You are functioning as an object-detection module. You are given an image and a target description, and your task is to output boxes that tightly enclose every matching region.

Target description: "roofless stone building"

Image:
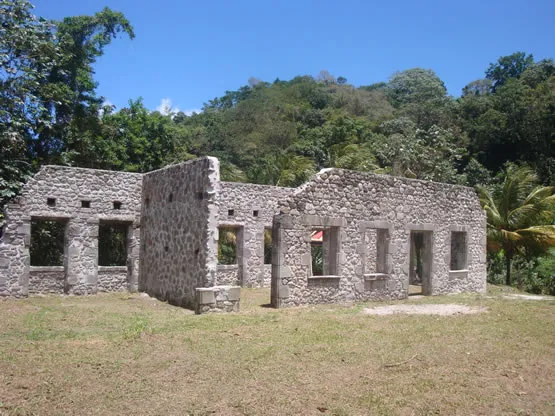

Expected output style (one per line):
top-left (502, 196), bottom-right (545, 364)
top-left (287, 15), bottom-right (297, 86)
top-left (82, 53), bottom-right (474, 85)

top-left (0, 157), bottom-right (487, 313)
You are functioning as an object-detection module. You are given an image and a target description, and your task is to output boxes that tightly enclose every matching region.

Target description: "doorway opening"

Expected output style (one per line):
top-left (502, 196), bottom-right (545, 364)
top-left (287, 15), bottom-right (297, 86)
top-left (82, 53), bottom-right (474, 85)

top-left (409, 231), bottom-right (433, 295)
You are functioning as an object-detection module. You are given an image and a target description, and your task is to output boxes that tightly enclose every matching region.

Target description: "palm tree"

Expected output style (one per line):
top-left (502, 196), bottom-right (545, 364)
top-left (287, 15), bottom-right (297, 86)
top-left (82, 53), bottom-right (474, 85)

top-left (249, 151), bottom-right (316, 187)
top-left (477, 165), bottom-right (555, 286)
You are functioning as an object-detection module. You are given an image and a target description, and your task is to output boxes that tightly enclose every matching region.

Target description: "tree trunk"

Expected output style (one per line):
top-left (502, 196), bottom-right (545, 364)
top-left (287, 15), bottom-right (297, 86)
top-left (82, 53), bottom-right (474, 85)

top-left (505, 255), bottom-right (512, 286)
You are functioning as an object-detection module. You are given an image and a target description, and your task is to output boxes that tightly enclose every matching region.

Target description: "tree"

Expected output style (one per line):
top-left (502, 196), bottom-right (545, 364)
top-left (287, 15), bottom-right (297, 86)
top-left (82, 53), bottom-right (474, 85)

top-left (388, 68), bottom-right (448, 105)
top-left (248, 76), bottom-right (263, 87)
top-left (477, 165), bottom-right (555, 286)
top-left (387, 68), bottom-right (451, 128)
top-left (248, 152), bottom-right (316, 187)
top-left (462, 73), bottom-right (555, 183)
top-left (462, 79), bottom-right (492, 96)
top-left (0, 0), bottom-right (57, 213)
top-left (374, 118), bottom-right (467, 184)
top-left (519, 59), bottom-right (555, 88)
top-left (316, 70), bottom-right (336, 84)
top-left (337, 76), bottom-right (347, 85)
top-left (30, 7), bottom-right (135, 166)
top-left (486, 51), bottom-right (534, 91)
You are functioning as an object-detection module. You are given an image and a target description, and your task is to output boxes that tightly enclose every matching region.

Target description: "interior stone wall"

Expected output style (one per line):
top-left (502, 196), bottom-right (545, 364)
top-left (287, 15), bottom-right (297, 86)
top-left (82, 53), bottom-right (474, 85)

top-left (28, 267), bottom-right (65, 294)
top-left (0, 166), bottom-right (142, 297)
top-left (139, 157), bottom-right (220, 309)
top-left (271, 169), bottom-right (487, 307)
top-left (216, 182), bottom-right (292, 287)
top-left (98, 266), bottom-right (128, 292)
top-left (216, 264), bottom-right (241, 285)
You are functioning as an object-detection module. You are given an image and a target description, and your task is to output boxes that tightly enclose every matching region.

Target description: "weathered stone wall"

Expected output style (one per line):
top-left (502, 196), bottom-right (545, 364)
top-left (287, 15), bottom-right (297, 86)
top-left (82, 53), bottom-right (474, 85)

top-left (28, 267), bottom-right (65, 294)
top-left (216, 182), bottom-right (292, 287)
top-left (98, 266), bottom-right (128, 292)
top-left (216, 265), bottom-right (240, 285)
top-left (139, 157), bottom-right (220, 309)
top-left (0, 166), bottom-right (142, 297)
top-left (2, 159), bottom-right (487, 314)
top-left (263, 264), bottom-right (272, 287)
top-left (271, 169), bottom-right (487, 307)
top-left (196, 286), bottom-right (240, 313)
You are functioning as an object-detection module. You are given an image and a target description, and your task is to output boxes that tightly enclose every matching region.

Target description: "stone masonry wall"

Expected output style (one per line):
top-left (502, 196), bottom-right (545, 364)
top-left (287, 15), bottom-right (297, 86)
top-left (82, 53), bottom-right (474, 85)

top-left (98, 266), bottom-right (128, 292)
top-left (28, 267), bottom-right (65, 295)
top-left (139, 157), bottom-right (220, 309)
top-left (216, 182), bottom-right (292, 287)
top-left (0, 166), bottom-right (142, 297)
top-left (216, 265), bottom-right (241, 285)
top-left (271, 169), bottom-right (487, 307)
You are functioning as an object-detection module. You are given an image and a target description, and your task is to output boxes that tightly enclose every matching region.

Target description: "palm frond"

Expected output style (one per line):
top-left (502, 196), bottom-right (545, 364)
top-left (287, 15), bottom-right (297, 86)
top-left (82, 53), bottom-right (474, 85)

top-left (501, 229), bottom-right (524, 242)
top-left (516, 225), bottom-right (555, 246)
top-left (523, 186), bottom-right (555, 205)
top-left (477, 185), bottom-right (503, 226)
top-left (498, 166), bottom-right (537, 220)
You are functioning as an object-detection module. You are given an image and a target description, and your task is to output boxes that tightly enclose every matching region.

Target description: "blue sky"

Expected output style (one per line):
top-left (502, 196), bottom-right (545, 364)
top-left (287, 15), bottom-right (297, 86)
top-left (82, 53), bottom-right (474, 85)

top-left (36, 0), bottom-right (555, 114)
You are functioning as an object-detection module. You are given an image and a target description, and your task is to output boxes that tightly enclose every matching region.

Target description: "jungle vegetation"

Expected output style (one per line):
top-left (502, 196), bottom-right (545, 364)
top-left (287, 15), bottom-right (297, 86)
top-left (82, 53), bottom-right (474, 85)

top-left (1, 1), bottom-right (554, 293)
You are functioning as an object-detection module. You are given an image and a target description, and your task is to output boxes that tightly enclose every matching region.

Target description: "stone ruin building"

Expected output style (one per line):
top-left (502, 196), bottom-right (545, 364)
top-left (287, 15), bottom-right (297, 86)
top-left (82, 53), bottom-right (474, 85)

top-left (0, 157), bottom-right (487, 313)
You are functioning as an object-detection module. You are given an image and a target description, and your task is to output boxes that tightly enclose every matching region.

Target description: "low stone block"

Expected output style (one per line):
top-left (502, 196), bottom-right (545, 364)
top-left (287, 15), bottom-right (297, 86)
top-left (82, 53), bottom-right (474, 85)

top-left (227, 286), bottom-right (241, 301)
top-left (196, 288), bottom-right (215, 304)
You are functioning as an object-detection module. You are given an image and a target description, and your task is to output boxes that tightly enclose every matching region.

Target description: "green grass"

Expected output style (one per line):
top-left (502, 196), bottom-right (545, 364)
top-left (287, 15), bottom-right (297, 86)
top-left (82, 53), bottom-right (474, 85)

top-left (0, 286), bottom-right (554, 415)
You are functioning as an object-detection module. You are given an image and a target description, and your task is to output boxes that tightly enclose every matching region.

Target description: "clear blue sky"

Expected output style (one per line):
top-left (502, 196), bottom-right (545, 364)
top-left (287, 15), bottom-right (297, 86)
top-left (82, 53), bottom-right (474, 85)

top-left (36, 0), bottom-right (555, 113)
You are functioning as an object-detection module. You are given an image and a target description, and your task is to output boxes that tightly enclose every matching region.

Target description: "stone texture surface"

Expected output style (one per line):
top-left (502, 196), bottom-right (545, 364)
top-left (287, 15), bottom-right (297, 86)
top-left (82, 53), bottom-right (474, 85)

top-left (196, 285), bottom-right (241, 313)
top-left (28, 267), bottom-right (65, 294)
top-left (0, 166), bottom-right (142, 297)
top-left (139, 157), bottom-right (220, 309)
top-left (98, 266), bottom-right (128, 292)
top-left (216, 182), bottom-right (291, 287)
top-left (263, 264), bottom-right (272, 287)
top-left (216, 265), bottom-right (241, 285)
top-left (271, 169), bottom-right (487, 308)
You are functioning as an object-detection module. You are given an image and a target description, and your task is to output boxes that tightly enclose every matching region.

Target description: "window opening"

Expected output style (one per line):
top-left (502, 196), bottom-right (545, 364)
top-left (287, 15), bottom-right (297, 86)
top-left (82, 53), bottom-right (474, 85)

top-left (310, 227), bottom-right (340, 276)
top-left (264, 228), bottom-right (272, 264)
top-left (98, 222), bottom-right (128, 266)
top-left (30, 219), bottom-right (66, 266)
top-left (450, 232), bottom-right (467, 270)
top-left (218, 226), bottom-right (237, 264)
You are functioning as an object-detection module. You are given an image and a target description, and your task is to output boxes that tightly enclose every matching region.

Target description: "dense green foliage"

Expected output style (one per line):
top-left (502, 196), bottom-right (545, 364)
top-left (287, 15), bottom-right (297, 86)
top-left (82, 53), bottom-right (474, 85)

top-left (30, 219), bottom-right (65, 266)
top-left (1, 1), bottom-right (553, 292)
top-left (478, 165), bottom-right (555, 288)
top-left (98, 223), bottom-right (127, 266)
top-left (218, 227), bottom-right (237, 265)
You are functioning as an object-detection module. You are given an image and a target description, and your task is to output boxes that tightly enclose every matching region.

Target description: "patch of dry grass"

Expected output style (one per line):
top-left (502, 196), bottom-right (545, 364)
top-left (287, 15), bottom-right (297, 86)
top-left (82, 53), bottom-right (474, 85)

top-left (0, 288), bottom-right (554, 415)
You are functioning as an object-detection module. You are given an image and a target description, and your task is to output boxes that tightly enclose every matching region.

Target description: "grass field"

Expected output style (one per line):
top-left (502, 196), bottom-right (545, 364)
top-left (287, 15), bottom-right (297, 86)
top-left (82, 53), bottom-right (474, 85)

top-left (1, 287), bottom-right (554, 415)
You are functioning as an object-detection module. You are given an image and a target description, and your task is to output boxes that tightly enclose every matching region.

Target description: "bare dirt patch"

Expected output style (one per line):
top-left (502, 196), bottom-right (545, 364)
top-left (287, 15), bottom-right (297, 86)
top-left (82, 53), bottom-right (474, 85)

top-left (363, 303), bottom-right (488, 316)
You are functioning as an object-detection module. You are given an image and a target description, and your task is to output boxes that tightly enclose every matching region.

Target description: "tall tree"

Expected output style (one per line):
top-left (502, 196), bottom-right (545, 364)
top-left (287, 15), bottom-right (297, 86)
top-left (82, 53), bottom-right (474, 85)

top-left (486, 51), bottom-right (534, 91)
top-left (477, 165), bottom-right (555, 285)
top-left (387, 68), bottom-right (451, 128)
top-left (30, 7), bottom-right (135, 166)
top-left (0, 0), bottom-right (57, 213)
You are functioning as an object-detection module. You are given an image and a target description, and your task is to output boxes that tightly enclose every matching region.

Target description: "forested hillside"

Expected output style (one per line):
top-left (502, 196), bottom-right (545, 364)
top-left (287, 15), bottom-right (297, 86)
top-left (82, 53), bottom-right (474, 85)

top-left (1, 1), bottom-right (554, 292)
